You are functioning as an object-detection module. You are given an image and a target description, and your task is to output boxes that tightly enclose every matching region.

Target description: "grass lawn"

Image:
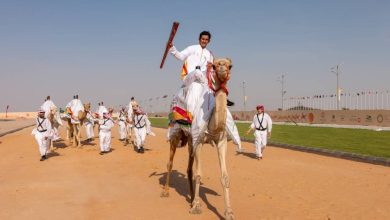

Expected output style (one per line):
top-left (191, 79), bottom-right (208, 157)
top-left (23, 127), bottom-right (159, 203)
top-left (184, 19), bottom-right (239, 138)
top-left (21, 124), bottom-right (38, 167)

top-left (149, 117), bottom-right (390, 159)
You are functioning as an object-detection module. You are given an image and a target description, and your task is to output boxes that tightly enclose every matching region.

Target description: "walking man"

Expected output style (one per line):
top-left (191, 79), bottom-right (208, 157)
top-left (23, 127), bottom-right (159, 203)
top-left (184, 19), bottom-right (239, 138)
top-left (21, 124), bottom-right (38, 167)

top-left (32, 109), bottom-right (52, 161)
top-left (246, 105), bottom-right (272, 160)
top-left (117, 106), bottom-right (127, 141)
top-left (99, 111), bottom-right (114, 155)
top-left (133, 107), bottom-right (150, 153)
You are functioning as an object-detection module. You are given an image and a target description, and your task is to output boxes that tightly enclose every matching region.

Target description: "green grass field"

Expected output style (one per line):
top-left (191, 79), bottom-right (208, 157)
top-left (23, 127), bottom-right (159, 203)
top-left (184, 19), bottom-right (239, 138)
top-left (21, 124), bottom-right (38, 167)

top-left (149, 117), bottom-right (390, 159)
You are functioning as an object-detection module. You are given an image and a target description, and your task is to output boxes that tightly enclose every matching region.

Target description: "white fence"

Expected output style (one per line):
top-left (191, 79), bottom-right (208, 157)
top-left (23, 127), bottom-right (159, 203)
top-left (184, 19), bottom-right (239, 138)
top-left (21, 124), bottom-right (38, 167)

top-left (284, 90), bottom-right (390, 110)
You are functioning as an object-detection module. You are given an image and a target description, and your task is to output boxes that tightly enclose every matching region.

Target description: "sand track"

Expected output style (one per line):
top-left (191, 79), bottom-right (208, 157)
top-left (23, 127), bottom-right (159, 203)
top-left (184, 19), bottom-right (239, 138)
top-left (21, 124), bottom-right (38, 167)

top-left (0, 124), bottom-right (389, 220)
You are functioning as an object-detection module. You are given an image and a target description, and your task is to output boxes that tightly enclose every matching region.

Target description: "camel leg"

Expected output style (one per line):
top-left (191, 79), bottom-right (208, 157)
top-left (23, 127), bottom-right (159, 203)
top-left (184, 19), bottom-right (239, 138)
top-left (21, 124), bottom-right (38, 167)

top-left (189, 145), bottom-right (202, 214)
top-left (68, 125), bottom-right (73, 146)
top-left (73, 128), bottom-right (77, 147)
top-left (125, 126), bottom-right (132, 146)
top-left (72, 124), bottom-right (78, 147)
top-left (216, 132), bottom-right (234, 220)
top-left (49, 139), bottom-right (54, 152)
top-left (76, 124), bottom-right (81, 147)
top-left (161, 136), bottom-right (178, 197)
top-left (187, 137), bottom-right (195, 202)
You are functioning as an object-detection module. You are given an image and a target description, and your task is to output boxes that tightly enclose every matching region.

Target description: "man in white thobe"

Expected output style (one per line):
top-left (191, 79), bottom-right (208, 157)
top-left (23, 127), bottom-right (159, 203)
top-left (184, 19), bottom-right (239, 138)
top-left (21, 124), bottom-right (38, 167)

top-left (117, 106), bottom-right (127, 141)
top-left (133, 108), bottom-right (150, 153)
top-left (32, 109), bottom-right (53, 161)
top-left (84, 110), bottom-right (95, 142)
top-left (126, 106), bottom-right (134, 141)
top-left (99, 111), bottom-right (114, 154)
top-left (168, 31), bottom-right (242, 151)
top-left (246, 105), bottom-right (272, 160)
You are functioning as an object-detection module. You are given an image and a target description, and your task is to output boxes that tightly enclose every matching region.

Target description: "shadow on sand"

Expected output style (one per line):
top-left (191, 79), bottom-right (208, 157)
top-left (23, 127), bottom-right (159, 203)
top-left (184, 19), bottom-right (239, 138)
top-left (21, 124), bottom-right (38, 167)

top-left (236, 151), bottom-right (258, 160)
top-left (150, 170), bottom-right (224, 220)
top-left (47, 151), bottom-right (60, 159)
top-left (80, 140), bottom-right (97, 146)
top-left (52, 140), bottom-right (67, 149)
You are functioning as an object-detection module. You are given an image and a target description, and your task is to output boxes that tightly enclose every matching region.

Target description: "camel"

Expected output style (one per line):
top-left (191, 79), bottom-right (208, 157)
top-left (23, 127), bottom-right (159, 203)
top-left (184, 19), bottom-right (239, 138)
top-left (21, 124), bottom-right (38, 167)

top-left (48, 106), bottom-right (63, 150)
top-left (161, 58), bottom-right (235, 220)
top-left (125, 111), bottom-right (134, 146)
top-left (66, 103), bottom-right (91, 147)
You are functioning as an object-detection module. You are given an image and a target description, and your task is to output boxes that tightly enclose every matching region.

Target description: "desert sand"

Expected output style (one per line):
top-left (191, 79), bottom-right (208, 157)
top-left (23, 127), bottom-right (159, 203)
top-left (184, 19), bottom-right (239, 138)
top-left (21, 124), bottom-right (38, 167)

top-left (0, 121), bottom-right (389, 220)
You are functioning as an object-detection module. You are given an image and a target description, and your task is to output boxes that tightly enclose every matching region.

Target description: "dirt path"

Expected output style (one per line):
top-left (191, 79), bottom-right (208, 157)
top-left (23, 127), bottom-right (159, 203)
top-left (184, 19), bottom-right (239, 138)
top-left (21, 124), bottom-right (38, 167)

top-left (0, 125), bottom-right (389, 220)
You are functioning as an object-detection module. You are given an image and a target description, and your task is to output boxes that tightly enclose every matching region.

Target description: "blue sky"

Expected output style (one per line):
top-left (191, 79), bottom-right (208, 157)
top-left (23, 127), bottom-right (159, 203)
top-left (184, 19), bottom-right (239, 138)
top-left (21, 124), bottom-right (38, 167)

top-left (1, 0), bottom-right (389, 112)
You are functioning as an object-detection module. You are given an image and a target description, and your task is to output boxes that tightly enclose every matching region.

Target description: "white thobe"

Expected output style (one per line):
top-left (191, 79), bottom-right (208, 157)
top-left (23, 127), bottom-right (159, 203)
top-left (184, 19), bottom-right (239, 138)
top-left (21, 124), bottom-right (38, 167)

top-left (118, 111), bottom-right (127, 140)
top-left (33, 117), bottom-right (52, 156)
top-left (133, 114), bottom-right (148, 149)
top-left (170, 44), bottom-right (213, 74)
top-left (66, 99), bottom-right (84, 123)
top-left (169, 44), bottom-right (242, 151)
top-left (250, 113), bottom-right (272, 157)
top-left (99, 118), bottom-right (114, 152)
top-left (98, 106), bottom-right (108, 119)
top-left (85, 112), bottom-right (95, 139)
top-left (41, 100), bottom-right (56, 119)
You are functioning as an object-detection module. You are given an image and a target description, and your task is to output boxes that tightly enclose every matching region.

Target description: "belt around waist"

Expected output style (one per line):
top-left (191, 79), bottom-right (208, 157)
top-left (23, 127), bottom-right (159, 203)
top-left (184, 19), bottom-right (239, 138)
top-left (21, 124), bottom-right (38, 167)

top-left (135, 125), bottom-right (145, 129)
top-left (256, 128), bottom-right (267, 131)
top-left (195, 66), bottom-right (200, 70)
top-left (38, 129), bottom-right (47, 133)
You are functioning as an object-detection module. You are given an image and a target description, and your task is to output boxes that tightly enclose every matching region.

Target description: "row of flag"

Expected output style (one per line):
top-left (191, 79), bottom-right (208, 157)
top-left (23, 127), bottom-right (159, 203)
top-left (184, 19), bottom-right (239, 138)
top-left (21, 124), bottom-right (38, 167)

top-left (286, 90), bottom-right (390, 100)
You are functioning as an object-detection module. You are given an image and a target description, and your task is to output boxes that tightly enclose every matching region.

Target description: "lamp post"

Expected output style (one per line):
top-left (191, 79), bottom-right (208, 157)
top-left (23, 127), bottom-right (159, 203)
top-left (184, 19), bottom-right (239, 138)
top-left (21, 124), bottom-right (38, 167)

top-left (331, 64), bottom-right (341, 110)
top-left (277, 74), bottom-right (286, 110)
top-left (242, 81), bottom-right (247, 111)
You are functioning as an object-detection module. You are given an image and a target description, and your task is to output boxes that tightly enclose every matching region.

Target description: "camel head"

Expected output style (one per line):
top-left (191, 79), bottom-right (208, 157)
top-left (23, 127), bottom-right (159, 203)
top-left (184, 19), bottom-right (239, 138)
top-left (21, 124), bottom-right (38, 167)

top-left (76, 102), bottom-right (90, 121)
top-left (84, 103), bottom-right (91, 112)
top-left (212, 58), bottom-right (232, 93)
top-left (50, 106), bottom-right (57, 114)
top-left (209, 58), bottom-right (232, 133)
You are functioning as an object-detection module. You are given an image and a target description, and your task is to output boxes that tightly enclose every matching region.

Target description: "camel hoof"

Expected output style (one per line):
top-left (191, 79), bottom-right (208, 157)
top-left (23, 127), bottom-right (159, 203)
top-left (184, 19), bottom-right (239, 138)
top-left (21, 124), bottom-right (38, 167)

top-left (160, 190), bottom-right (169, 198)
top-left (189, 202), bottom-right (202, 214)
top-left (225, 209), bottom-right (235, 220)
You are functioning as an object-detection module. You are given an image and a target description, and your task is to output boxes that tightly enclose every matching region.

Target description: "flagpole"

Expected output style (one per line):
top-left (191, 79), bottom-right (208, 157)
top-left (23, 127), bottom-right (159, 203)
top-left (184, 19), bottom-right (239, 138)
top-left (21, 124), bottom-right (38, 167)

top-left (356, 93), bottom-right (359, 110)
top-left (5, 105), bottom-right (9, 118)
top-left (376, 92), bottom-right (379, 110)
top-left (381, 91), bottom-right (384, 110)
top-left (242, 81), bottom-right (247, 111)
top-left (277, 74), bottom-right (286, 111)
